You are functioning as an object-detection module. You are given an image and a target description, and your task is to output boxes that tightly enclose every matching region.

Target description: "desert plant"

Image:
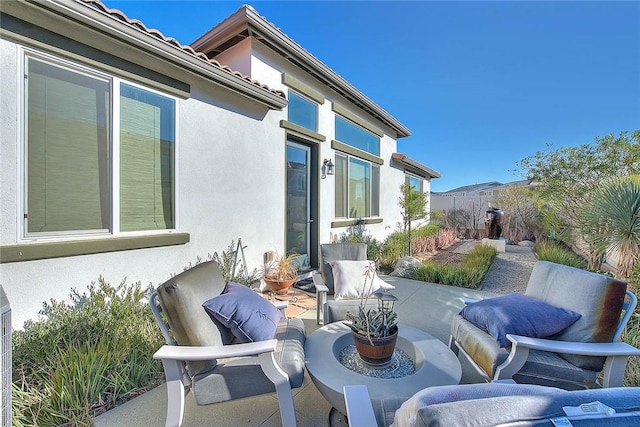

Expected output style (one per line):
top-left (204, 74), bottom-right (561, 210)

top-left (261, 252), bottom-right (299, 281)
top-left (12, 278), bottom-right (164, 425)
top-left (344, 261), bottom-right (398, 340)
top-left (578, 175), bottom-right (640, 279)
top-left (210, 239), bottom-right (260, 286)
top-left (534, 240), bottom-right (588, 269)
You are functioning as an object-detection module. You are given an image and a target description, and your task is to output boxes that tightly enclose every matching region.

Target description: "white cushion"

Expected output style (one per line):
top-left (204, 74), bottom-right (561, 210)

top-left (330, 260), bottom-right (395, 300)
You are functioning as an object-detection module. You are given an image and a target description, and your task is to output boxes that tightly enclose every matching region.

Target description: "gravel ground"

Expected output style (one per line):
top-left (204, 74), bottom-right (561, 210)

top-left (451, 240), bottom-right (538, 294)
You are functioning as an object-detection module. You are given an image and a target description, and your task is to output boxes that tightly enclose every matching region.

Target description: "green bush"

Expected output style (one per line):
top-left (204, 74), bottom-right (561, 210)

top-left (624, 263), bottom-right (640, 386)
top-left (379, 231), bottom-right (408, 271)
top-left (413, 223), bottom-right (441, 238)
top-left (413, 245), bottom-right (497, 289)
top-left (534, 240), bottom-right (588, 269)
top-left (12, 278), bottom-right (164, 426)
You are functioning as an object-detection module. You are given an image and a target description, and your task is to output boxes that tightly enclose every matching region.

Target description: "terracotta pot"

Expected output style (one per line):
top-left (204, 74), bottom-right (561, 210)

top-left (352, 327), bottom-right (398, 365)
top-left (264, 277), bottom-right (297, 292)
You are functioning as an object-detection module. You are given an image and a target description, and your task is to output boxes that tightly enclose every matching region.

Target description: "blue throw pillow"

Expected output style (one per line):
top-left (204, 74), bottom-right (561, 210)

top-left (203, 282), bottom-right (282, 343)
top-left (460, 293), bottom-right (581, 348)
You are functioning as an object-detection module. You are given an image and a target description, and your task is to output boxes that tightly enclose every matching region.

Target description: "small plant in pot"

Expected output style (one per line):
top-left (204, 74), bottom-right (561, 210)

top-left (261, 252), bottom-right (299, 292)
top-left (344, 261), bottom-right (399, 365)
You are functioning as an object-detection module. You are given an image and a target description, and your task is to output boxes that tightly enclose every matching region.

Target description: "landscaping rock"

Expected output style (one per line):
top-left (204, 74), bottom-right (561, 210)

top-left (518, 240), bottom-right (535, 247)
top-left (389, 256), bottom-right (422, 278)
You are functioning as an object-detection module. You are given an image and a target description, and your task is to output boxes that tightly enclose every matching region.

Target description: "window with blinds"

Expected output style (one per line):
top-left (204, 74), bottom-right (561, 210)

top-left (25, 55), bottom-right (175, 237)
top-left (334, 154), bottom-right (380, 219)
top-left (120, 84), bottom-right (174, 231)
top-left (26, 59), bottom-right (111, 234)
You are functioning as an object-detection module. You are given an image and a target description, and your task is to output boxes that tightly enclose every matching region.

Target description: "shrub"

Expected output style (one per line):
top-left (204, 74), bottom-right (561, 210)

top-left (624, 264), bottom-right (640, 386)
top-left (339, 222), bottom-right (383, 261)
top-left (12, 278), bottom-right (164, 426)
top-left (534, 240), bottom-right (588, 269)
top-left (413, 245), bottom-right (497, 289)
top-left (378, 231), bottom-right (408, 270)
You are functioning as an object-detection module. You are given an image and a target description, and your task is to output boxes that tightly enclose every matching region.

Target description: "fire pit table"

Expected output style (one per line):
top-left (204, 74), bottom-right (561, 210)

top-left (305, 322), bottom-right (461, 424)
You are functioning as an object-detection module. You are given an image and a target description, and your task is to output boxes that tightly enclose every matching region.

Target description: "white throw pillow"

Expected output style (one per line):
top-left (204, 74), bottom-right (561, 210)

top-left (330, 260), bottom-right (395, 300)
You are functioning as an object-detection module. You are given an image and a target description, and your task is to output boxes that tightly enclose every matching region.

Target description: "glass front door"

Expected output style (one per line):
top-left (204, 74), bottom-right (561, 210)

top-left (286, 141), bottom-right (311, 265)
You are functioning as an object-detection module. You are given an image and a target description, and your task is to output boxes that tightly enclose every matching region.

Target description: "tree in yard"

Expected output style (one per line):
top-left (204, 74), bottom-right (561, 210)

top-left (491, 185), bottom-right (545, 242)
top-left (578, 175), bottom-right (640, 279)
top-left (399, 183), bottom-right (427, 256)
top-left (516, 130), bottom-right (640, 264)
top-left (517, 131), bottom-right (640, 232)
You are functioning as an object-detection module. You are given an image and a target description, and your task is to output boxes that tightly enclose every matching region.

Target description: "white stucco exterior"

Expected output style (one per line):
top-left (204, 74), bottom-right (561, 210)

top-left (0, 1), bottom-right (436, 328)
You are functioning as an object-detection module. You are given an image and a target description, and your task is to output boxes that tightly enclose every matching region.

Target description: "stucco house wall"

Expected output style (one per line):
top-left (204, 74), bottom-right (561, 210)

top-left (0, 1), bottom-right (437, 328)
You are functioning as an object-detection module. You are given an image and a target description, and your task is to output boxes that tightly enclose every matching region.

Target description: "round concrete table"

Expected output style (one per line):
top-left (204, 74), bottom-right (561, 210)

top-left (305, 322), bottom-right (462, 419)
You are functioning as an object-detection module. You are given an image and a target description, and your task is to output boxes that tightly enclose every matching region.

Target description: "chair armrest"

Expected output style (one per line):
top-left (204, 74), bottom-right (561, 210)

top-left (343, 385), bottom-right (377, 427)
top-left (506, 334), bottom-right (640, 357)
top-left (313, 272), bottom-right (329, 325)
top-left (494, 334), bottom-right (640, 386)
top-left (313, 273), bottom-right (329, 294)
top-left (153, 339), bottom-right (278, 361)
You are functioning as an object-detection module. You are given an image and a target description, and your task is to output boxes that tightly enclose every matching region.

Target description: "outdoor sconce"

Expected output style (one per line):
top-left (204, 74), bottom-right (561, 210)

top-left (321, 158), bottom-right (335, 179)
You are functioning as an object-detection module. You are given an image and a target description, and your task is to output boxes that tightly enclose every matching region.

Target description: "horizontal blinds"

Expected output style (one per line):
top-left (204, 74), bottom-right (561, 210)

top-left (27, 59), bottom-right (110, 233)
top-left (120, 85), bottom-right (174, 231)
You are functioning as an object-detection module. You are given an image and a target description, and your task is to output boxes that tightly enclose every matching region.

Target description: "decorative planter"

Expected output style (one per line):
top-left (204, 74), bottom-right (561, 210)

top-left (264, 277), bottom-right (297, 292)
top-left (352, 327), bottom-right (398, 365)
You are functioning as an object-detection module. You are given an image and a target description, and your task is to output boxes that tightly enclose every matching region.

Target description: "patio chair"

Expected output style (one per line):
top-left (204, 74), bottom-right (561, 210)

top-left (449, 260), bottom-right (640, 390)
top-left (150, 260), bottom-right (306, 427)
top-left (313, 242), bottom-right (367, 324)
top-left (343, 383), bottom-right (640, 427)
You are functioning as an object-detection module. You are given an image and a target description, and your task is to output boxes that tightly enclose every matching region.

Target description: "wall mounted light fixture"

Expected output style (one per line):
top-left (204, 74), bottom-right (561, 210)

top-left (321, 158), bottom-right (335, 179)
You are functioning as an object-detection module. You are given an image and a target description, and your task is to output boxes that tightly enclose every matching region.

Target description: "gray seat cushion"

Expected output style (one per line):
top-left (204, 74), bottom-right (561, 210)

top-left (320, 243), bottom-right (367, 294)
top-left (192, 316), bottom-right (306, 405)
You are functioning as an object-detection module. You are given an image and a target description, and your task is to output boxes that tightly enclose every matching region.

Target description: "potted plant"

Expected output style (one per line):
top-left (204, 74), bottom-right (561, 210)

top-left (344, 261), bottom-right (399, 365)
top-left (261, 252), bottom-right (299, 292)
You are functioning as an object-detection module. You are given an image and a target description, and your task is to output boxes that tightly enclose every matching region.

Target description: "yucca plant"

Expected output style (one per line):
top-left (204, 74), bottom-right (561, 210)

top-left (579, 175), bottom-right (640, 279)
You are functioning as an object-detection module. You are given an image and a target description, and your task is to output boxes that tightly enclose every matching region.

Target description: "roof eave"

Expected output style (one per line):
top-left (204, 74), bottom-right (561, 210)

top-left (7, 0), bottom-right (286, 110)
top-left (392, 153), bottom-right (441, 179)
top-left (192, 6), bottom-right (411, 138)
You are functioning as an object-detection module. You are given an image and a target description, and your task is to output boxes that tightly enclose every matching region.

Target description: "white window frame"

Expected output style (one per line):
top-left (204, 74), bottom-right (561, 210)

top-left (20, 48), bottom-right (179, 242)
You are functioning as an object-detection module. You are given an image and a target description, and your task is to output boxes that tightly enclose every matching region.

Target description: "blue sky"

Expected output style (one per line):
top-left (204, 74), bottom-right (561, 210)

top-left (107, 0), bottom-right (640, 192)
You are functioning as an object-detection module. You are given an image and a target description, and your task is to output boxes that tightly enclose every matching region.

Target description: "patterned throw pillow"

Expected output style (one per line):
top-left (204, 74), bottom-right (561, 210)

top-left (203, 282), bottom-right (282, 343)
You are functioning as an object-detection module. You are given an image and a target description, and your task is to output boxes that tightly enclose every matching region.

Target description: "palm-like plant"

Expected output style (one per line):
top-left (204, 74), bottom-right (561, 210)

top-left (579, 175), bottom-right (640, 279)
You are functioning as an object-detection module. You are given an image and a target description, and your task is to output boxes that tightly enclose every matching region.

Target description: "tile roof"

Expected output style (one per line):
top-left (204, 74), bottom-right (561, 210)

top-left (78, 0), bottom-right (285, 99)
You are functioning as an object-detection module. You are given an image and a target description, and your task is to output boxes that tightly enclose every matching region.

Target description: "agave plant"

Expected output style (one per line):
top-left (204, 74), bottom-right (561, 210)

top-left (578, 175), bottom-right (640, 279)
top-left (344, 261), bottom-right (398, 342)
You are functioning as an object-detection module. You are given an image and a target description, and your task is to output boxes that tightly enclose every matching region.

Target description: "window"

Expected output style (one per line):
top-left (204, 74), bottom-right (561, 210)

top-left (24, 54), bottom-right (175, 238)
top-left (335, 154), bottom-right (379, 218)
top-left (406, 175), bottom-right (423, 193)
top-left (335, 116), bottom-right (379, 156)
top-left (288, 91), bottom-right (317, 131)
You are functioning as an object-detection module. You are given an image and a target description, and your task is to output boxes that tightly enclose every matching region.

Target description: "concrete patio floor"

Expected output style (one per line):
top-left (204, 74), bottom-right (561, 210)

top-left (94, 275), bottom-right (501, 427)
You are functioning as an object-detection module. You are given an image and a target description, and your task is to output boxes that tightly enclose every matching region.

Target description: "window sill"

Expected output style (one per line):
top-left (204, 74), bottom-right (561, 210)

top-left (0, 233), bottom-right (190, 263)
top-left (280, 120), bottom-right (326, 142)
top-left (331, 218), bottom-right (383, 228)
